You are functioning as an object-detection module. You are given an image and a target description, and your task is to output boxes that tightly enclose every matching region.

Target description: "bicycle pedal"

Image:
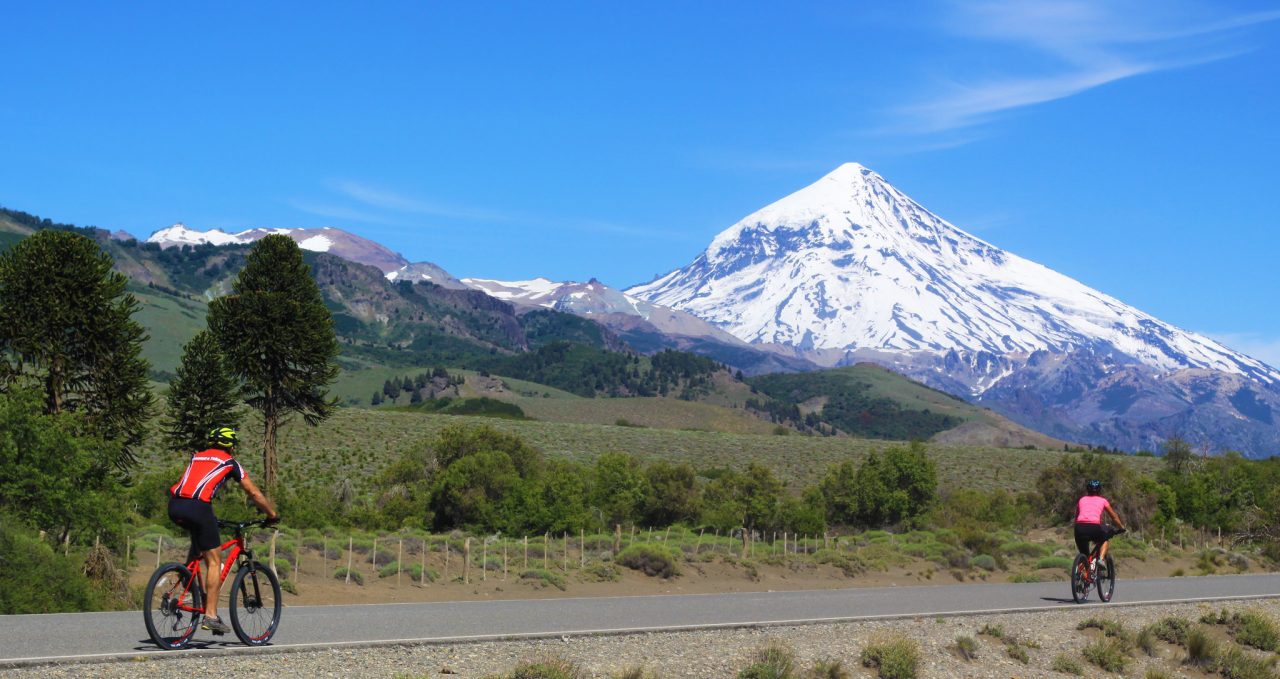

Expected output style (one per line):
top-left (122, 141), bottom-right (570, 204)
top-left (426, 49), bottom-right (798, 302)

top-left (212, 629), bottom-right (226, 636)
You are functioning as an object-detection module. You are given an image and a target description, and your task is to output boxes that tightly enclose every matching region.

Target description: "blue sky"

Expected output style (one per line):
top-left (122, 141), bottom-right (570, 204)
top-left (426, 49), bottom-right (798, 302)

top-left (3, 2), bottom-right (1278, 365)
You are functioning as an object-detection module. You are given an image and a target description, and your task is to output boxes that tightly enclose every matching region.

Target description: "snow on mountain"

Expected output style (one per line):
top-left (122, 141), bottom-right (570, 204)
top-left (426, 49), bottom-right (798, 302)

top-left (462, 277), bottom-right (749, 345)
top-left (388, 262), bottom-right (469, 289)
top-left (146, 224), bottom-right (409, 273)
top-left (627, 163), bottom-right (1280, 390)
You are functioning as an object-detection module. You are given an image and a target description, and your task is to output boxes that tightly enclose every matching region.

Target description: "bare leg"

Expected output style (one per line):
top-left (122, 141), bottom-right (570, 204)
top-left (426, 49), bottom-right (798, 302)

top-left (203, 549), bottom-right (224, 619)
top-left (1099, 540), bottom-right (1109, 562)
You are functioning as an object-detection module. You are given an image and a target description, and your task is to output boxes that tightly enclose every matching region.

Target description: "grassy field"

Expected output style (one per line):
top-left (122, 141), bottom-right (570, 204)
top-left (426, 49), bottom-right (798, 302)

top-left (134, 407), bottom-right (1163, 498)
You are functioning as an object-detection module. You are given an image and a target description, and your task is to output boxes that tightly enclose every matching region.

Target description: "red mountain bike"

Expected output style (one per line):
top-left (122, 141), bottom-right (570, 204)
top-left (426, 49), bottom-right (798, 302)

top-left (1071, 527), bottom-right (1124, 604)
top-left (143, 518), bottom-right (282, 649)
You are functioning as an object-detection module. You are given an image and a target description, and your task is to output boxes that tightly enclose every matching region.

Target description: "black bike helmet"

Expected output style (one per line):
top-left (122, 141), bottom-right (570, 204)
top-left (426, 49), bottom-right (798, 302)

top-left (1085, 479), bottom-right (1102, 495)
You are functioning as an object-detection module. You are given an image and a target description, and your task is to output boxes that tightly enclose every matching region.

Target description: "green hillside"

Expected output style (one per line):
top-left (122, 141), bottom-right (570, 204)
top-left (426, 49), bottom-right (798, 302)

top-left (749, 363), bottom-right (1066, 448)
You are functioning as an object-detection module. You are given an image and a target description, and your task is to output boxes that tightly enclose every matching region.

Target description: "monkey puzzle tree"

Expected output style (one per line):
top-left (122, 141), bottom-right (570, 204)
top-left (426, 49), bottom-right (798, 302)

top-left (0, 229), bottom-right (153, 470)
top-left (207, 235), bottom-right (339, 492)
top-left (162, 330), bottom-right (241, 453)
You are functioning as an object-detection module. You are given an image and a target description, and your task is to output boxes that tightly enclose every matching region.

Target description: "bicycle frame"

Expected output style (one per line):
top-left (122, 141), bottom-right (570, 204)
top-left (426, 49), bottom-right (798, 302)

top-left (173, 528), bottom-right (254, 615)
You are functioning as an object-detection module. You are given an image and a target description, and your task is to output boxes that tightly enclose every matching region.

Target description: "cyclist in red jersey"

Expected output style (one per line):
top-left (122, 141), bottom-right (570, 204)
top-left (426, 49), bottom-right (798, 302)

top-left (168, 427), bottom-right (278, 634)
top-left (1074, 479), bottom-right (1125, 573)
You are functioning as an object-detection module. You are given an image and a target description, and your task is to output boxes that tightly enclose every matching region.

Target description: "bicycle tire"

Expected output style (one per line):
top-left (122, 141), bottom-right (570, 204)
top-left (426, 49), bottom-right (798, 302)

top-left (228, 560), bottom-right (282, 646)
top-left (143, 562), bottom-right (203, 650)
top-left (1070, 553), bottom-right (1089, 604)
top-left (1097, 554), bottom-right (1115, 602)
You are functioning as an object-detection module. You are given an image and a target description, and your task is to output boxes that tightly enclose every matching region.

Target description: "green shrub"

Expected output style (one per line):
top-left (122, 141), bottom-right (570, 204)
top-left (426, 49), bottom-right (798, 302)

top-left (954, 635), bottom-right (978, 661)
top-left (1036, 556), bottom-right (1074, 570)
top-left (581, 562), bottom-right (621, 582)
top-left (737, 642), bottom-right (796, 679)
top-left (496, 655), bottom-right (584, 679)
top-left (333, 567), bottom-right (364, 585)
top-left (806, 659), bottom-right (848, 679)
top-left (1218, 646), bottom-right (1276, 679)
top-left (1082, 638), bottom-right (1128, 673)
top-left (1143, 669), bottom-right (1175, 679)
top-left (972, 554), bottom-right (998, 571)
top-left (1077, 617), bottom-right (1131, 645)
top-left (1008, 573), bottom-right (1045, 583)
top-left (1000, 541), bottom-right (1051, 558)
top-left (1147, 616), bottom-right (1191, 646)
top-left (860, 635), bottom-right (919, 679)
top-left (0, 518), bottom-right (99, 613)
top-left (1005, 643), bottom-right (1029, 664)
top-left (1186, 627), bottom-right (1219, 667)
top-left (1050, 654), bottom-right (1083, 675)
top-left (519, 569), bottom-right (566, 591)
top-left (616, 543), bottom-right (681, 578)
top-left (978, 623), bottom-right (1004, 639)
top-left (1230, 610), bottom-right (1280, 652)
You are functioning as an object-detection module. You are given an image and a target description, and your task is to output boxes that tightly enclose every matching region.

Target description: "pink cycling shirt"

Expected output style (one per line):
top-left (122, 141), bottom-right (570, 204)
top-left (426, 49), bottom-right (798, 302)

top-left (1075, 496), bottom-right (1111, 524)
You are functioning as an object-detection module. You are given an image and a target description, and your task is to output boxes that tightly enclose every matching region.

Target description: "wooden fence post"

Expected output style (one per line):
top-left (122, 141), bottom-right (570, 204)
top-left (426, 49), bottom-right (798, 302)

top-left (296, 534), bottom-right (302, 583)
top-left (543, 533), bottom-right (549, 570)
top-left (156, 535), bottom-right (163, 570)
top-left (372, 536), bottom-right (378, 577)
top-left (615, 524), bottom-right (622, 554)
top-left (563, 532), bottom-right (569, 573)
top-left (421, 536), bottom-right (427, 587)
top-left (464, 537), bottom-right (471, 585)
top-left (483, 539), bottom-right (488, 582)
top-left (524, 536), bottom-right (528, 570)
top-left (346, 536), bottom-right (353, 584)
top-left (398, 539), bottom-right (403, 587)
top-left (269, 530), bottom-right (279, 578)
top-left (444, 540), bottom-right (450, 583)
top-left (125, 536), bottom-right (131, 573)
top-left (323, 537), bottom-right (327, 578)
top-left (503, 541), bottom-right (508, 580)
top-left (695, 528), bottom-right (704, 555)
top-left (580, 528), bottom-right (585, 569)
top-left (741, 528), bottom-right (748, 558)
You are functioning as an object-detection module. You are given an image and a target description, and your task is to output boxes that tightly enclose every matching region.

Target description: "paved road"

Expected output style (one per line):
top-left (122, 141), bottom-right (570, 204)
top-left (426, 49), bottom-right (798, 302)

top-left (3, 574), bottom-right (1279, 667)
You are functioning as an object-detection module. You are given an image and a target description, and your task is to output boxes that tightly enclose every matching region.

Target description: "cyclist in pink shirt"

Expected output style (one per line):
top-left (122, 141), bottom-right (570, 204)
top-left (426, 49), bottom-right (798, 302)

top-left (1075, 479), bottom-right (1125, 571)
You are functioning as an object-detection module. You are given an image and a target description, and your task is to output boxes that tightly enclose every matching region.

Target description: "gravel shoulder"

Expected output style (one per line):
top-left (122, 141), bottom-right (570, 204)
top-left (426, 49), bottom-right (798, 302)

top-left (10, 598), bottom-right (1280, 678)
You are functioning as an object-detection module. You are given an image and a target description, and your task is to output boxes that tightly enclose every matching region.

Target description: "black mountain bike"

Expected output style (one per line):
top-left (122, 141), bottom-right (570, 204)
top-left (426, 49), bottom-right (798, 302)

top-left (1071, 527), bottom-right (1125, 604)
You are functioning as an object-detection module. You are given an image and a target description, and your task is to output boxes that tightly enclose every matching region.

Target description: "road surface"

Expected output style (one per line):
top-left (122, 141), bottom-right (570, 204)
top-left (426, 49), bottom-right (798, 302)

top-left (3, 574), bottom-right (1278, 667)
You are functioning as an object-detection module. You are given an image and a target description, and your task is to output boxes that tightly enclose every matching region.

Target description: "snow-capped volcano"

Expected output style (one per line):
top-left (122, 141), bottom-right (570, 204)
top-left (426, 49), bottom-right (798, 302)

top-left (627, 163), bottom-right (1279, 389)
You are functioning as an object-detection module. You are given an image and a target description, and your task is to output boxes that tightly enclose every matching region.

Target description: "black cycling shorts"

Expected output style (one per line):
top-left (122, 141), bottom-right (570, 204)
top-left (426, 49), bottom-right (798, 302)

top-left (1074, 522), bottom-right (1119, 555)
top-left (168, 495), bottom-right (221, 556)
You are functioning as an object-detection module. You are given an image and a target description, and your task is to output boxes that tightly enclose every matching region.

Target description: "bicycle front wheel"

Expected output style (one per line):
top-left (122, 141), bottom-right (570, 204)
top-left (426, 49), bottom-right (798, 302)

top-left (143, 563), bottom-right (203, 650)
top-left (228, 561), bottom-right (282, 646)
top-left (1097, 555), bottom-right (1115, 602)
top-left (1070, 554), bottom-right (1089, 604)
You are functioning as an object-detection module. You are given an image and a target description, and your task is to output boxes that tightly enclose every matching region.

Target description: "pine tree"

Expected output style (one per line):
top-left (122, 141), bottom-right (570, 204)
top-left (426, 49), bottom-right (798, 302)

top-left (0, 230), bottom-right (154, 470)
top-left (162, 331), bottom-right (241, 453)
top-left (207, 235), bottom-right (339, 492)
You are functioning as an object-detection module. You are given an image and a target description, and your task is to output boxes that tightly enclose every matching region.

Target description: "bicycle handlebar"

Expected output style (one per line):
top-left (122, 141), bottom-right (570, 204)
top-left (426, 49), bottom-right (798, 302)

top-left (216, 518), bottom-right (279, 531)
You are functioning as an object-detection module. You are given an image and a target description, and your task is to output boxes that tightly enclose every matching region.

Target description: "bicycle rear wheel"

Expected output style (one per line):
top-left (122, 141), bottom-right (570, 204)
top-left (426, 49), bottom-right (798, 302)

top-left (229, 560), bottom-right (282, 646)
top-left (143, 563), bottom-right (203, 649)
top-left (1070, 554), bottom-right (1089, 604)
top-left (1097, 554), bottom-right (1115, 602)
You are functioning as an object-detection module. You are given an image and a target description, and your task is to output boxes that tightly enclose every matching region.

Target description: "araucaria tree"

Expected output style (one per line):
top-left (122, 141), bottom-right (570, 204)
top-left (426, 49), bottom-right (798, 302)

top-left (163, 330), bottom-right (241, 453)
top-left (0, 230), bottom-right (154, 469)
top-left (208, 235), bottom-right (339, 492)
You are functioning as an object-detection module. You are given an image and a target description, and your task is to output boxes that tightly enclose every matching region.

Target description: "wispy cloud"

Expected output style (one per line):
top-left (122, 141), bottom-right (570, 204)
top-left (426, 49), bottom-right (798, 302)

top-left (329, 181), bottom-right (516, 222)
top-left (288, 200), bottom-right (393, 225)
top-left (892, 1), bottom-right (1280, 134)
top-left (298, 180), bottom-right (688, 240)
top-left (1208, 331), bottom-right (1280, 370)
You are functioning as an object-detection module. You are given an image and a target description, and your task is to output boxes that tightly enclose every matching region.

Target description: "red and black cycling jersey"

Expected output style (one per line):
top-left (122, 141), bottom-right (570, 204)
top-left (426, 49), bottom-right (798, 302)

top-left (169, 448), bottom-right (246, 503)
